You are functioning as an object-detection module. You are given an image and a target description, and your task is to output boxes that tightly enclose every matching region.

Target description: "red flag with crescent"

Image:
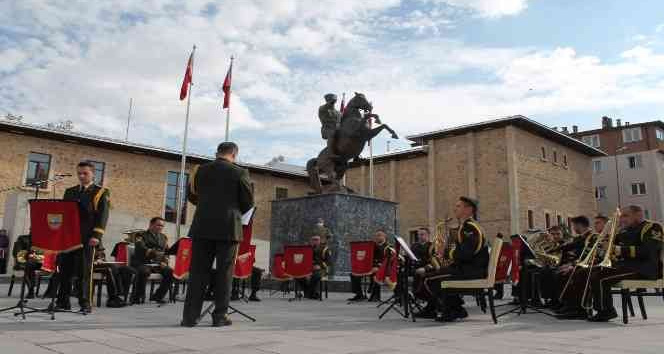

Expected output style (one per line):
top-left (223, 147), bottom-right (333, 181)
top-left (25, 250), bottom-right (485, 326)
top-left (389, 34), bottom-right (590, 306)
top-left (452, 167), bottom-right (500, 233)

top-left (284, 245), bottom-right (313, 279)
top-left (29, 200), bottom-right (81, 253)
top-left (272, 253), bottom-right (290, 281)
top-left (350, 241), bottom-right (374, 276)
top-left (173, 237), bottom-right (193, 280)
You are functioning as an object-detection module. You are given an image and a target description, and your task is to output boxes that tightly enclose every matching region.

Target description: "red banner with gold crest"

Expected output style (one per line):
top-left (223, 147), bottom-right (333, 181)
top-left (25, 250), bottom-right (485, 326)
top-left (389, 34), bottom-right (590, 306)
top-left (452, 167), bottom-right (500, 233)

top-left (234, 244), bottom-right (256, 279)
top-left (510, 235), bottom-right (522, 285)
top-left (374, 247), bottom-right (398, 289)
top-left (29, 200), bottom-right (81, 253)
top-left (272, 253), bottom-right (290, 281)
top-left (173, 237), bottom-right (193, 280)
top-left (284, 245), bottom-right (313, 279)
top-left (350, 241), bottom-right (375, 276)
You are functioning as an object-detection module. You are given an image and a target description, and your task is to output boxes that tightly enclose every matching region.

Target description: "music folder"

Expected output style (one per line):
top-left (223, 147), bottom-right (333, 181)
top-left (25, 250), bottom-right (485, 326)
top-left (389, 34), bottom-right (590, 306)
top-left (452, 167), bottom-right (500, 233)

top-left (395, 236), bottom-right (418, 262)
top-left (242, 207), bottom-right (256, 226)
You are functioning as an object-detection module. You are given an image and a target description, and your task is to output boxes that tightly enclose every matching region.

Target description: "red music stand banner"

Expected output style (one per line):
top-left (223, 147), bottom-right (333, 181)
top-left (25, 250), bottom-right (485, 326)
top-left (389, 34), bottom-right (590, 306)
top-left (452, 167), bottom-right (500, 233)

top-left (238, 222), bottom-right (253, 256)
top-left (29, 200), bottom-right (81, 253)
top-left (272, 253), bottom-right (290, 281)
top-left (41, 252), bottom-right (57, 273)
top-left (234, 244), bottom-right (256, 279)
top-left (495, 242), bottom-right (512, 283)
top-left (511, 236), bottom-right (523, 285)
top-left (113, 242), bottom-right (130, 265)
top-left (173, 237), bottom-right (193, 280)
top-left (374, 249), bottom-right (398, 289)
top-left (284, 245), bottom-right (313, 279)
top-left (350, 241), bottom-right (375, 276)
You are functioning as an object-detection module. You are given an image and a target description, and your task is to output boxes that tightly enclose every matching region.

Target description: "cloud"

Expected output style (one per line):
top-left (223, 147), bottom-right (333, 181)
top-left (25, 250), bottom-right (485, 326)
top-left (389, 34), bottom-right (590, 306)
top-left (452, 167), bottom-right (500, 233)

top-left (423, 0), bottom-right (532, 18)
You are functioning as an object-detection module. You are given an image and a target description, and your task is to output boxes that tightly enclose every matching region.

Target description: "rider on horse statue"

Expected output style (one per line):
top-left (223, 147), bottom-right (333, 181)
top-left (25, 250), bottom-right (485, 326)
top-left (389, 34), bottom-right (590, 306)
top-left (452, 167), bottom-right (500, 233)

top-left (318, 93), bottom-right (341, 157)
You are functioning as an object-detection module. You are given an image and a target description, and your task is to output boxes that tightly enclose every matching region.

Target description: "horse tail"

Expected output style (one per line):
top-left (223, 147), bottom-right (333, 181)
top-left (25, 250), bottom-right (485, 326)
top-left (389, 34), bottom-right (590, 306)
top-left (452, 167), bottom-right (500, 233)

top-left (306, 158), bottom-right (322, 193)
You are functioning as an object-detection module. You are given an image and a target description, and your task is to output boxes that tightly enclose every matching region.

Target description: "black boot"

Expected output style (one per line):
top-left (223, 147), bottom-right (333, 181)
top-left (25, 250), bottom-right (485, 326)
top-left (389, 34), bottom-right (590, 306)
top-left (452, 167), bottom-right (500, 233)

top-left (248, 291), bottom-right (261, 302)
top-left (587, 307), bottom-right (618, 322)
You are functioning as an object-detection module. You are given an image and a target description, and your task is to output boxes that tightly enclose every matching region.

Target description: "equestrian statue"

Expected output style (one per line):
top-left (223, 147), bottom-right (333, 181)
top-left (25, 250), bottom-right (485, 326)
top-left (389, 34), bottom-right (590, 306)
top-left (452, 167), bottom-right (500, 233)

top-left (307, 92), bottom-right (399, 194)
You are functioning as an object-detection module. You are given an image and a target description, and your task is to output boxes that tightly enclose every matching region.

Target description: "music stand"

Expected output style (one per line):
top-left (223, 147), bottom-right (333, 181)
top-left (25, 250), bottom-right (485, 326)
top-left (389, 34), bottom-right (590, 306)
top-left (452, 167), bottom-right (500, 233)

top-left (495, 234), bottom-right (555, 319)
top-left (0, 199), bottom-right (84, 320)
top-left (378, 236), bottom-right (423, 322)
top-left (198, 207), bottom-right (257, 323)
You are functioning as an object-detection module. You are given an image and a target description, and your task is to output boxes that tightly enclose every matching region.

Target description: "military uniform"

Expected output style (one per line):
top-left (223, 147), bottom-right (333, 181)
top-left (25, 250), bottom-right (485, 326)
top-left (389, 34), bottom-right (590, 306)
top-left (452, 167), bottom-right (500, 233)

top-left (133, 230), bottom-right (173, 303)
top-left (562, 221), bottom-right (663, 320)
top-left (12, 234), bottom-right (43, 297)
top-left (422, 218), bottom-right (488, 319)
top-left (181, 157), bottom-right (254, 326)
top-left (349, 240), bottom-right (392, 301)
top-left (92, 248), bottom-right (128, 307)
top-left (411, 240), bottom-right (435, 298)
top-left (307, 244), bottom-right (332, 299)
top-left (318, 102), bottom-right (341, 154)
top-left (56, 184), bottom-right (109, 311)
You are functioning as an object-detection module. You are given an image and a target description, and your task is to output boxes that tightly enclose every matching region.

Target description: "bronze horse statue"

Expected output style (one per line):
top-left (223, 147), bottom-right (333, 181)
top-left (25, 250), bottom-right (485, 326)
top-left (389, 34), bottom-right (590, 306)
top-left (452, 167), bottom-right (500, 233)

top-left (306, 93), bottom-right (398, 193)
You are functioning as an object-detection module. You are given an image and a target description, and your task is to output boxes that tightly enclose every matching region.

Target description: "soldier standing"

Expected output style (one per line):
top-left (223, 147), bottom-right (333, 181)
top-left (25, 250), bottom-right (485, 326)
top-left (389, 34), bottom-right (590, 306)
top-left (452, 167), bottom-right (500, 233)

top-left (318, 93), bottom-right (341, 157)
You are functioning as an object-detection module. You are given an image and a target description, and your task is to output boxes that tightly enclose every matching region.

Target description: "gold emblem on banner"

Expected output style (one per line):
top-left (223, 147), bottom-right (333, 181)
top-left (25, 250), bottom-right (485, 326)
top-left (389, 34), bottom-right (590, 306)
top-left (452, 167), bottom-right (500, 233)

top-left (356, 250), bottom-right (366, 261)
top-left (294, 253), bottom-right (304, 264)
top-left (47, 213), bottom-right (64, 230)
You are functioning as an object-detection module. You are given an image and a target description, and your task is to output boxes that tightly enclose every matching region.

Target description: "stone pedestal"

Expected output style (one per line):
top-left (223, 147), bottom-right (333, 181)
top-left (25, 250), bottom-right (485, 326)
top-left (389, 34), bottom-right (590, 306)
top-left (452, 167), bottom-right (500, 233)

top-left (269, 193), bottom-right (398, 276)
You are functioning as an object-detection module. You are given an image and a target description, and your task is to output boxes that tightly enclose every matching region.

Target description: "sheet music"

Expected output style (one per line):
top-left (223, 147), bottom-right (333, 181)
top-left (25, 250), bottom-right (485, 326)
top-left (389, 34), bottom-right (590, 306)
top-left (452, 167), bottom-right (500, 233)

top-left (395, 236), bottom-right (419, 262)
top-left (242, 207), bottom-right (256, 226)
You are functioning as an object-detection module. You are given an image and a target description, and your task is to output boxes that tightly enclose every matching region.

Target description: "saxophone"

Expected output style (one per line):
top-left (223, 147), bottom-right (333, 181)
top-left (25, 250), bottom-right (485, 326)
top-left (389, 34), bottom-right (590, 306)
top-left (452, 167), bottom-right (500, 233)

top-left (432, 218), bottom-right (454, 270)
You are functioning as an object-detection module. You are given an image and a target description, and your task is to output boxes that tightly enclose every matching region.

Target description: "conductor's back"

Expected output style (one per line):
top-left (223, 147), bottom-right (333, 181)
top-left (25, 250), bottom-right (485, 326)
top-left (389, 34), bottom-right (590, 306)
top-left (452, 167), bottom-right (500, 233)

top-left (181, 142), bottom-right (254, 328)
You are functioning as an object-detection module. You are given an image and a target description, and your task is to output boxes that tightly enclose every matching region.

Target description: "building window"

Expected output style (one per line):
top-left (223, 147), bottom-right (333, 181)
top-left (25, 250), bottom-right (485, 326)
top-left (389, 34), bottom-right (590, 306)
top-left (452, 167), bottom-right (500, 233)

top-left (563, 154), bottom-right (568, 166)
top-left (556, 215), bottom-right (562, 226)
top-left (25, 152), bottom-right (52, 188)
top-left (275, 187), bottom-right (289, 200)
top-left (631, 182), bottom-right (647, 196)
top-left (657, 129), bottom-right (664, 141)
top-left (527, 210), bottom-right (534, 229)
top-left (595, 186), bottom-right (607, 200)
top-left (165, 171), bottom-right (189, 223)
top-left (545, 213), bottom-right (551, 229)
top-left (627, 155), bottom-right (642, 169)
top-left (592, 160), bottom-right (604, 173)
top-left (582, 134), bottom-right (601, 148)
top-left (645, 209), bottom-right (651, 219)
top-left (540, 147), bottom-right (547, 160)
top-left (553, 150), bottom-right (558, 164)
top-left (622, 127), bottom-right (642, 143)
top-left (88, 161), bottom-right (106, 185)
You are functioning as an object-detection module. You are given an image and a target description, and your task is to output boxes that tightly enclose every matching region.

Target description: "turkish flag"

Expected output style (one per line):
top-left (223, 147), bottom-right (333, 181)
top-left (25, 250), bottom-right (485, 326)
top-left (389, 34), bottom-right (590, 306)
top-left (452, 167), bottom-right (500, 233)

top-left (29, 200), bottom-right (81, 253)
top-left (350, 241), bottom-right (375, 276)
top-left (179, 50), bottom-right (194, 100)
top-left (173, 237), bottom-right (193, 280)
top-left (222, 60), bottom-right (233, 108)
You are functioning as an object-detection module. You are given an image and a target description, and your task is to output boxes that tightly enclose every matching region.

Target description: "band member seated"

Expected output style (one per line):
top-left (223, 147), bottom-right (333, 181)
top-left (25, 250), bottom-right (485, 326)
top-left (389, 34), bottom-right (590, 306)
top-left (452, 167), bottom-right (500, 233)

top-left (297, 235), bottom-right (331, 299)
top-left (594, 214), bottom-right (608, 235)
top-left (418, 196), bottom-right (489, 322)
top-left (56, 161), bottom-right (110, 313)
top-left (554, 215), bottom-right (600, 318)
top-left (525, 226), bottom-right (566, 307)
top-left (109, 241), bottom-right (139, 303)
top-left (412, 227), bottom-right (435, 299)
top-left (560, 206), bottom-right (662, 322)
top-left (12, 233), bottom-right (43, 299)
top-left (348, 229), bottom-right (392, 302)
top-left (92, 247), bottom-right (128, 307)
top-left (133, 217), bottom-right (174, 305)
top-left (231, 267), bottom-right (263, 302)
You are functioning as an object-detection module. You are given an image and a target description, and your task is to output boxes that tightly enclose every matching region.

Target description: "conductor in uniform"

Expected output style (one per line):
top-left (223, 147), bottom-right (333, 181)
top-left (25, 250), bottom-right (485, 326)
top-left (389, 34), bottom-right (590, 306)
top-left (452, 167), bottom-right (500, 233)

top-left (181, 142), bottom-right (254, 327)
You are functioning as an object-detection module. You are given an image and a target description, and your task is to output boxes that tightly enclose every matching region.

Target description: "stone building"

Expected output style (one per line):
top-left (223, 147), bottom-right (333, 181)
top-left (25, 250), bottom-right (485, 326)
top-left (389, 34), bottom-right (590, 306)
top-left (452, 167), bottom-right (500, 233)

top-left (571, 117), bottom-right (664, 219)
top-left (345, 115), bottom-right (606, 241)
top-left (0, 119), bottom-right (312, 271)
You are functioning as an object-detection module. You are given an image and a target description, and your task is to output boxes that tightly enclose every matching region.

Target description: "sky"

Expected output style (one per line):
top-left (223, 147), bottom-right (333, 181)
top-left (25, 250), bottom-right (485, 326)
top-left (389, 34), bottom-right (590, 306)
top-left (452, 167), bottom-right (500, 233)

top-left (2, 0), bottom-right (664, 165)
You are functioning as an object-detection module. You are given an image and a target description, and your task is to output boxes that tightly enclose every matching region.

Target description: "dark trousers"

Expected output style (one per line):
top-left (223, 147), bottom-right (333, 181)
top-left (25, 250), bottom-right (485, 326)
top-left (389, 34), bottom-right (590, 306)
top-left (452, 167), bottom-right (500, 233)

top-left (117, 266), bottom-right (137, 298)
top-left (423, 266), bottom-right (484, 313)
top-left (560, 266), bottom-right (639, 311)
top-left (134, 265), bottom-right (173, 302)
top-left (296, 269), bottom-right (323, 297)
top-left (15, 260), bottom-right (42, 292)
top-left (232, 267), bottom-right (263, 296)
top-left (350, 274), bottom-right (379, 298)
top-left (95, 263), bottom-right (135, 300)
top-left (56, 247), bottom-right (92, 307)
top-left (182, 239), bottom-right (238, 324)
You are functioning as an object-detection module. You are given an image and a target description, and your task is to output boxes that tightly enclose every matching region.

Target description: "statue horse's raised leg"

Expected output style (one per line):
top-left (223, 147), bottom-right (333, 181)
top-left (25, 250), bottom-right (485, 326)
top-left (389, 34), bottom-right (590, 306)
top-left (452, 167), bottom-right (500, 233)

top-left (367, 124), bottom-right (399, 140)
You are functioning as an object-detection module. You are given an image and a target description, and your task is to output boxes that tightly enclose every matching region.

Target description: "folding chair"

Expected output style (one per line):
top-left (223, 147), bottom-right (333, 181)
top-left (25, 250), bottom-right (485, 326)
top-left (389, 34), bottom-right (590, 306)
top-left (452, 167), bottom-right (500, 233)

top-left (611, 248), bottom-right (664, 324)
top-left (440, 237), bottom-right (504, 324)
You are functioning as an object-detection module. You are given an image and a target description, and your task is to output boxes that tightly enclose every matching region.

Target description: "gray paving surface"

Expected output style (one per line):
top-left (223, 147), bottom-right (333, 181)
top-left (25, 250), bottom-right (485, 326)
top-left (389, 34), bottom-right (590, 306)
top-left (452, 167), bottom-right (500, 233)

top-left (1, 284), bottom-right (664, 353)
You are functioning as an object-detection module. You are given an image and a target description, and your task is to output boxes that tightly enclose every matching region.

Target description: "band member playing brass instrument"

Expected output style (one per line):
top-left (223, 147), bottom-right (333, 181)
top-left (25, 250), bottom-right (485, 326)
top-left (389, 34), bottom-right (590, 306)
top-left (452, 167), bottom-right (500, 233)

top-left (12, 233), bottom-right (43, 299)
top-left (417, 197), bottom-right (489, 322)
top-left (558, 206), bottom-right (663, 322)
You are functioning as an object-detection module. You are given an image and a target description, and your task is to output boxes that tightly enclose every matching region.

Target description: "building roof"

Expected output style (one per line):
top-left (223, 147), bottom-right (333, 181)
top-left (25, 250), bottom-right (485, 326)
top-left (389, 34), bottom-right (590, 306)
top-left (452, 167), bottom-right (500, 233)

top-left (0, 119), bottom-right (309, 179)
top-left (571, 120), bottom-right (664, 137)
top-left (406, 115), bottom-right (606, 157)
top-left (350, 146), bottom-right (427, 166)
top-left (264, 161), bottom-right (306, 174)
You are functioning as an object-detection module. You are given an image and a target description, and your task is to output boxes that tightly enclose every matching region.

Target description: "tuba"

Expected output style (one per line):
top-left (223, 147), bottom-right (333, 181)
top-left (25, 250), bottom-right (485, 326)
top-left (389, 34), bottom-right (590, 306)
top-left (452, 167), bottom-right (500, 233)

top-left (432, 218), bottom-right (454, 270)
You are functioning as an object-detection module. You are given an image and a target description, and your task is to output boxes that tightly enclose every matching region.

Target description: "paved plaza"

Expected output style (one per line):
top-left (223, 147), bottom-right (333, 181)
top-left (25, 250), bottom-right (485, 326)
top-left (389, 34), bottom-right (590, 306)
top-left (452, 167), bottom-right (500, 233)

top-left (1, 284), bottom-right (664, 354)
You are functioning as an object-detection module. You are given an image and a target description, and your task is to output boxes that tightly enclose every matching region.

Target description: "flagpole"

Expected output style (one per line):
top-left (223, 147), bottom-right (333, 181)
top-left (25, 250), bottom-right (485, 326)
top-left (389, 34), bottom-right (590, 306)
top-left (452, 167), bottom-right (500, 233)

top-left (125, 97), bottom-right (133, 141)
top-left (224, 56), bottom-right (234, 142)
top-left (176, 45), bottom-right (195, 239)
top-left (369, 118), bottom-right (374, 197)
